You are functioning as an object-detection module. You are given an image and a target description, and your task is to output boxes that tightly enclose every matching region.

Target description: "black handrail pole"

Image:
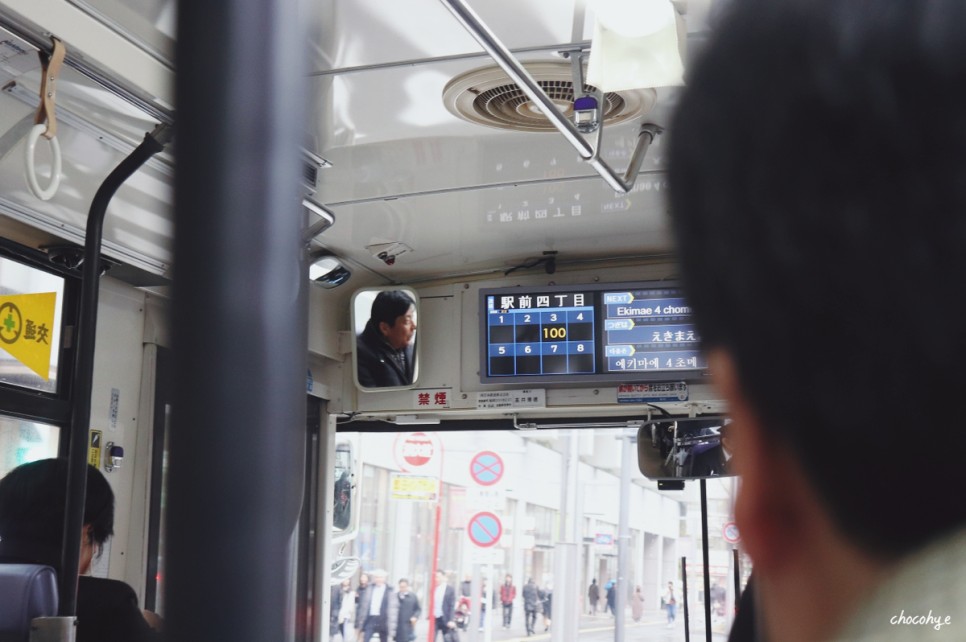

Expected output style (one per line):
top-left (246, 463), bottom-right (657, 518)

top-left (681, 556), bottom-right (690, 642)
top-left (61, 127), bottom-right (169, 615)
top-left (733, 548), bottom-right (741, 607)
top-left (167, 0), bottom-right (308, 639)
top-left (700, 479), bottom-right (712, 642)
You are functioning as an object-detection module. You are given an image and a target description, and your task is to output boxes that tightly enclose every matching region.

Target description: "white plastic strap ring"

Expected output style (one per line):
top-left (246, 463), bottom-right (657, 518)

top-left (24, 123), bottom-right (62, 201)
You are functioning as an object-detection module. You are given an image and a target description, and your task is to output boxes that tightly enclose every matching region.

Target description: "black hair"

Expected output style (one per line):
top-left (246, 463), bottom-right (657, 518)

top-left (668, 0), bottom-right (966, 558)
top-left (369, 290), bottom-right (415, 328)
top-left (0, 458), bottom-right (115, 569)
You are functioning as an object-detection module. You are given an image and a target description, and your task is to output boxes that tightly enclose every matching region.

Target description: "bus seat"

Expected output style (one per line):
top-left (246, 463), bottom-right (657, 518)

top-left (0, 564), bottom-right (58, 642)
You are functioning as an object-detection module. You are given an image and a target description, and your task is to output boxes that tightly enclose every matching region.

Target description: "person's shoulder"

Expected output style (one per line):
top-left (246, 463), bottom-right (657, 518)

top-left (76, 577), bottom-right (160, 642)
top-left (78, 576), bottom-right (139, 604)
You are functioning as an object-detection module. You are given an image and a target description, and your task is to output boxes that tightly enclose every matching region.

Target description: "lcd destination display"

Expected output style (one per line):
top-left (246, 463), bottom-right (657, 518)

top-left (480, 282), bottom-right (707, 385)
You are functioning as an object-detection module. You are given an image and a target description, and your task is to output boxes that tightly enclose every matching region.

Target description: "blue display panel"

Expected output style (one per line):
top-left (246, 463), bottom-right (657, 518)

top-left (485, 291), bottom-right (595, 377)
top-left (480, 282), bottom-right (708, 385)
top-left (602, 289), bottom-right (706, 373)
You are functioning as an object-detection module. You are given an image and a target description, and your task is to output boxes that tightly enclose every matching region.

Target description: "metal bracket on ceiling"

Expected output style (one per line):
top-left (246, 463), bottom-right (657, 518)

top-left (303, 198), bottom-right (335, 245)
top-left (512, 415), bottom-right (645, 431)
top-left (512, 415), bottom-right (539, 431)
top-left (439, 0), bottom-right (663, 194)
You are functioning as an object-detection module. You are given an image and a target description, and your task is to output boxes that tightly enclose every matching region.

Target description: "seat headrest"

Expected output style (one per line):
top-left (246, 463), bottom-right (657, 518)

top-left (0, 564), bottom-right (58, 640)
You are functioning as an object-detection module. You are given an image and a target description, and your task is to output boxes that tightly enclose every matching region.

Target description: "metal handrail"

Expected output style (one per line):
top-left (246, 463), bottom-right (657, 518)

top-left (439, 0), bottom-right (662, 194)
top-left (0, 12), bottom-right (174, 125)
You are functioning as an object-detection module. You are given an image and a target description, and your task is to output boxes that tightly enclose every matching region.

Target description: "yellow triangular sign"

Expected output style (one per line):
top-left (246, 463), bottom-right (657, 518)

top-left (0, 292), bottom-right (56, 380)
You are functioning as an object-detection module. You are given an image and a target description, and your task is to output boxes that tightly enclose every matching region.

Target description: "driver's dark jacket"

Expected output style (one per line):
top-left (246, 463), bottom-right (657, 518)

top-left (356, 323), bottom-right (414, 387)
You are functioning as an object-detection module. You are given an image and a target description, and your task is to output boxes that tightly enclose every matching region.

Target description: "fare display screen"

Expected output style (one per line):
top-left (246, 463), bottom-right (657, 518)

top-left (485, 291), bottom-right (596, 377)
top-left (480, 282), bottom-right (707, 384)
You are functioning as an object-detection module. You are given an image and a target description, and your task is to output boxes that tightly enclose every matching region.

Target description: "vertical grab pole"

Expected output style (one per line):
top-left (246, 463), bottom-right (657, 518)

top-left (61, 126), bottom-right (169, 615)
top-left (167, 0), bottom-right (308, 640)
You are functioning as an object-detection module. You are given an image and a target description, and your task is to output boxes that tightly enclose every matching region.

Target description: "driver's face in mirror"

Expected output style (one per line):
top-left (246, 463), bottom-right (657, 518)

top-left (638, 418), bottom-right (735, 480)
top-left (380, 304), bottom-right (416, 350)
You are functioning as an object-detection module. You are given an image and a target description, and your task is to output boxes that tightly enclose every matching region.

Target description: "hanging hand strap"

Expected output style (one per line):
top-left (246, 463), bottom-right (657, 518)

top-left (34, 37), bottom-right (66, 139)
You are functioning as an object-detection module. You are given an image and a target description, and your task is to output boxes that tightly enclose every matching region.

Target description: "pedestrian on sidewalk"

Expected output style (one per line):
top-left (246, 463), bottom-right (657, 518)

top-left (541, 586), bottom-right (552, 631)
top-left (605, 580), bottom-right (616, 617)
top-left (587, 579), bottom-right (599, 615)
top-left (522, 578), bottom-right (540, 635)
top-left (500, 574), bottom-right (516, 629)
top-left (631, 585), bottom-right (645, 622)
top-left (662, 581), bottom-right (677, 628)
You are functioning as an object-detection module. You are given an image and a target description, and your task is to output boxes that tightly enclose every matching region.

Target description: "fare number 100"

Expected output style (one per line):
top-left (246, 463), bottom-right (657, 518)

top-left (543, 326), bottom-right (566, 340)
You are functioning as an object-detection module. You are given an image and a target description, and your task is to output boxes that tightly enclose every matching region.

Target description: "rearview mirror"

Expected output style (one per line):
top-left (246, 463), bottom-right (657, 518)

top-left (351, 286), bottom-right (420, 391)
top-left (637, 416), bottom-right (735, 480)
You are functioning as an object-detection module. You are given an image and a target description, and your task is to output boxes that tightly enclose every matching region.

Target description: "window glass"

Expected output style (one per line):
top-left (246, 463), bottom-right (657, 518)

top-left (335, 428), bottom-right (751, 641)
top-left (0, 414), bottom-right (60, 478)
top-left (0, 256), bottom-right (66, 393)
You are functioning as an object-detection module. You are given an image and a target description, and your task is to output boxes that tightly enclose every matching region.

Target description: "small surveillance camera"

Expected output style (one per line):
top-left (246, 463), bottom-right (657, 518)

top-left (378, 251), bottom-right (396, 266)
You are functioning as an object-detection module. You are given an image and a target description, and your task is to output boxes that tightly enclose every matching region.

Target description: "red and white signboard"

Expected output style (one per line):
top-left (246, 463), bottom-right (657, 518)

top-left (723, 522), bottom-right (741, 544)
top-left (393, 432), bottom-right (442, 474)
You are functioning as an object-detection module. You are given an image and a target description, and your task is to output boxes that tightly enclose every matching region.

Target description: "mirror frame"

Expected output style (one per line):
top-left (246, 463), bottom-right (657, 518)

top-left (637, 416), bottom-right (735, 481)
top-left (350, 286), bottom-right (420, 392)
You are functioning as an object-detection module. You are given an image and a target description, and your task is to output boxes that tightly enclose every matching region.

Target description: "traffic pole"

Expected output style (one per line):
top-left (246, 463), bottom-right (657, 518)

top-left (428, 502), bottom-right (442, 642)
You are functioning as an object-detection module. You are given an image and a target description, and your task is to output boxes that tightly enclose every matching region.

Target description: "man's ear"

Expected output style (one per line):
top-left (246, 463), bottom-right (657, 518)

top-left (378, 320), bottom-right (390, 337)
top-left (707, 348), bottom-right (804, 572)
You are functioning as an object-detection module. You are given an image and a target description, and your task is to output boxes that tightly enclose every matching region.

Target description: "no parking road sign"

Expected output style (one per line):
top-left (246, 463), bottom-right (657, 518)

top-left (469, 450), bottom-right (504, 486)
top-left (467, 511), bottom-right (502, 548)
top-left (723, 522), bottom-right (741, 544)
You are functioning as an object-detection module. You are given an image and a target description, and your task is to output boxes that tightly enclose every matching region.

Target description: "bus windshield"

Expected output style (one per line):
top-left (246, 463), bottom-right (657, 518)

top-left (333, 427), bottom-right (748, 642)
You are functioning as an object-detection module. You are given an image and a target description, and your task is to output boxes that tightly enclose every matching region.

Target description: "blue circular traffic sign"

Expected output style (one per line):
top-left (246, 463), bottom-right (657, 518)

top-left (467, 511), bottom-right (502, 548)
top-left (469, 450), bottom-right (504, 486)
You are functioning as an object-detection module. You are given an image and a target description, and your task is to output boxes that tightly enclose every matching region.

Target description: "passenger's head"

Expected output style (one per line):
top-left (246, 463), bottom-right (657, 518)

top-left (371, 569), bottom-right (388, 586)
top-left (436, 570), bottom-right (448, 585)
top-left (369, 290), bottom-right (416, 350)
top-left (398, 578), bottom-right (410, 593)
top-left (358, 572), bottom-right (369, 588)
top-left (505, 574), bottom-right (512, 583)
top-left (0, 458), bottom-right (114, 573)
top-left (669, 0), bottom-right (966, 559)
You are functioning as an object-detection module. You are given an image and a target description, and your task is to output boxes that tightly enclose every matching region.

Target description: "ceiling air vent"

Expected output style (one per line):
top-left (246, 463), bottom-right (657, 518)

top-left (302, 161), bottom-right (319, 189)
top-left (300, 149), bottom-right (331, 194)
top-left (442, 62), bottom-right (656, 132)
